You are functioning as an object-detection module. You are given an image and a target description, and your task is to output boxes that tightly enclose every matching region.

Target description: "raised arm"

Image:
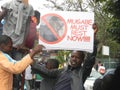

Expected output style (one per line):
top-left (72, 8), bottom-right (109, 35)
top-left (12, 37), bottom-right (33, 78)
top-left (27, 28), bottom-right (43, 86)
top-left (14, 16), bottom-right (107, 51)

top-left (82, 40), bottom-right (98, 83)
top-left (0, 45), bottom-right (44, 74)
top-left (32, 63), bottom-right (62, 78)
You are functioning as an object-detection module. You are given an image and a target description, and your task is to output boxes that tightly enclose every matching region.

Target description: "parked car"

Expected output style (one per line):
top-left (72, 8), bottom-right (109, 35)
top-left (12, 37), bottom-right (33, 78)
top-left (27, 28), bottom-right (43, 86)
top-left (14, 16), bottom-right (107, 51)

top-left (84, 68), bottom-right (102, 90)
top-left (102, 68), bottom-right (115, 77)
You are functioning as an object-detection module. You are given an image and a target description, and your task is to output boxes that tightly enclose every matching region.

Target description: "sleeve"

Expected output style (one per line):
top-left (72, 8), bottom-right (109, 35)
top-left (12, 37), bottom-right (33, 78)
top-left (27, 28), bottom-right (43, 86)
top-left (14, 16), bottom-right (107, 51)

top-left (29, 5), bottom-right (34, 16)
top-left (82, 40), bottom-right (98, 83)
top-left (0, 54), bottom-right (33, 74)
top-left (31, 63), bottom-right (62, 78)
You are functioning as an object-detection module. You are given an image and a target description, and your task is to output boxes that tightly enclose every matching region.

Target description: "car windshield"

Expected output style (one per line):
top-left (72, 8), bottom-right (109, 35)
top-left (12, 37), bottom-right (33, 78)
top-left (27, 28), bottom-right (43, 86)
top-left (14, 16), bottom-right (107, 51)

top-left (102, 68), bottom-right (115, 77)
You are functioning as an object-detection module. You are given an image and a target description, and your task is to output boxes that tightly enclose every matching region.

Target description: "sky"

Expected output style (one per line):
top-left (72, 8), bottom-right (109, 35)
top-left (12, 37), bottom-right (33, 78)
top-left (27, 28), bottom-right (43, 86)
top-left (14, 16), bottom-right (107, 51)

top-left (0, 0), bottom-right (64, 11)
top-left (0, 0), bottom-right (90, 12)
top-left (29, 0), bottom-right (48, 10)
top-left (0, 0), bottom-right (48, 11)
top-left (0, 0), bottom-right (11, 9)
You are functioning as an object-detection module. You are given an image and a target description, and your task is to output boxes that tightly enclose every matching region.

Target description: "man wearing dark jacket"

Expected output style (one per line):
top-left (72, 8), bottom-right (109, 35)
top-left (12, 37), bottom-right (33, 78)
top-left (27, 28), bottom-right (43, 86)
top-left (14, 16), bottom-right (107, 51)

top-left (32, 42), bottom-right (97, 90)
top-left (32, 59), bottom-right (60, 90)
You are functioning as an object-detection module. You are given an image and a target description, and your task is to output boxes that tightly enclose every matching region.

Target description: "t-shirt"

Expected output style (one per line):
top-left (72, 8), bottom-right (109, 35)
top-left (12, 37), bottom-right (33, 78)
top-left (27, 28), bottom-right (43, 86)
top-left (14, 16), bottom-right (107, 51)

top-left (25, 65), bottom-right (32, 80)
top-left (35, 74), bottom-right (43, 81)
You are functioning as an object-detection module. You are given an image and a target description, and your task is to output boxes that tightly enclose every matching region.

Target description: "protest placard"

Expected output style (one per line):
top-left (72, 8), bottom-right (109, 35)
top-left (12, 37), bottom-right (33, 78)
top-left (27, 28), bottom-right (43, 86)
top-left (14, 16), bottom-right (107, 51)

top-left (38, 11), bottom-right (94, 52)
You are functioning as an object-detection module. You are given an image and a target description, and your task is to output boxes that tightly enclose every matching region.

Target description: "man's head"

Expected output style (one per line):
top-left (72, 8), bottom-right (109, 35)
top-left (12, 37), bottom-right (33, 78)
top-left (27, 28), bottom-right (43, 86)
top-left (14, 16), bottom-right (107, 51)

top-left (69, 51), bottom-right (85, 67)
top-left (101, 74), bottom-right (113, 90)
top-left (0, 35), bottom-right (13, 53)
top-left (34, 10), bottom-right (40, 25)
top-left (46, 59), bottom-right (59, 70)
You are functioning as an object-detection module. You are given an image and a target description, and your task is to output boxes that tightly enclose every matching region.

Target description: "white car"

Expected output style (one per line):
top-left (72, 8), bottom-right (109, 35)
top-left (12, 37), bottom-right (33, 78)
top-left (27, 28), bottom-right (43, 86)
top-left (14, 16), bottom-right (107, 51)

top-left (84, 68), bottom-right (102, 90)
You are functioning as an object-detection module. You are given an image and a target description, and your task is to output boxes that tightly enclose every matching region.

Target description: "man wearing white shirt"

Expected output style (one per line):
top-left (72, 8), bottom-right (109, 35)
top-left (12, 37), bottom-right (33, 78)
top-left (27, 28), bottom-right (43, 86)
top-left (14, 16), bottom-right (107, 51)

top-left (25, 65), bottom-right (33, 90)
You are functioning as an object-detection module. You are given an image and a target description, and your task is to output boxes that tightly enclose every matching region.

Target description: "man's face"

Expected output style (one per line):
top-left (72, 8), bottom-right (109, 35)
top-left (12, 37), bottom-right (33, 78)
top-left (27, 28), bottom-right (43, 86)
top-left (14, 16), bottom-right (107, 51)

top-left (46, 61), bottom-right (57, 70)
top-left (46, 62), bottom-right (52, 70)
top-left (69, 51), bottom-right (83, 67)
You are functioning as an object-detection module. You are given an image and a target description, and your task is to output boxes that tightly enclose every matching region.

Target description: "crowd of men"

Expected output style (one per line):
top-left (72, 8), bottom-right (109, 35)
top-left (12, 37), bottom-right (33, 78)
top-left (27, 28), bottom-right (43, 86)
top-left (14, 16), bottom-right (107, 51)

top-left (0, 0), bottom-right (120, 90)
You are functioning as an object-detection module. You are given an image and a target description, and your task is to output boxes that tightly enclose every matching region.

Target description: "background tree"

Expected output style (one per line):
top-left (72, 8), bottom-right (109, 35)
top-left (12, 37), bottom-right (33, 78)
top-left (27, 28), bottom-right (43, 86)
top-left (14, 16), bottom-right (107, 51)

top-left (96, 0), bottom-right (120, 43)
top-left (56, 50), bottom-right (71, 65)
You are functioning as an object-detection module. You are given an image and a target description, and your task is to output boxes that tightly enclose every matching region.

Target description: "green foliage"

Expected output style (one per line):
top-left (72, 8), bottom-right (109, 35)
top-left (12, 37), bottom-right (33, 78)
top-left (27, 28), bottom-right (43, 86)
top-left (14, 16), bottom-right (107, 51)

top-left (96, 0), bottom-right (120, 43)
top-left (104, 0), bottom-right (120, 19)
top-left (95, 0), bottom-right (106, 3)
top-left (56, 50), bottom-right (71, 64)
top-left (96, 0), bottom-right (120, 19)
top-left (107, 19), bottom-right (120, 43)
top-left (97, 38), bottom-right (120, 58)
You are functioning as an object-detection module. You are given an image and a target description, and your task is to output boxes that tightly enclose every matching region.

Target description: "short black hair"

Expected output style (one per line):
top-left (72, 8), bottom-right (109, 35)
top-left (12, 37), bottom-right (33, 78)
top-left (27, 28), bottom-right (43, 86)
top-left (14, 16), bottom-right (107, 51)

top-left (72, 51), bottom-right (85, 61)
top-left (47, 59), bottom-right (59, 68)
top-left (34, 10), bottom-right (40, 25)
top-left (0, 35), bottom-right (12, 45)
top-left (78, 51), bottom-right (85, 60)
